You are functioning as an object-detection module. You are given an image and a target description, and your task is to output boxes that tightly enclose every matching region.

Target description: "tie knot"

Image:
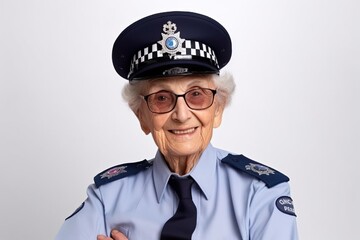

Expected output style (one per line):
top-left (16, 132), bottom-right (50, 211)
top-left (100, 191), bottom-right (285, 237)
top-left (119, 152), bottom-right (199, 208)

top-left (169, 176), bottom-right (194, 199)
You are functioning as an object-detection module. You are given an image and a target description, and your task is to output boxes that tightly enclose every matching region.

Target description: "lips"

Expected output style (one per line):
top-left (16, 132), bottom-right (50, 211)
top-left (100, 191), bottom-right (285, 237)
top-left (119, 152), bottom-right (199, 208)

top-left (170, 127), bottom-right (197, 135)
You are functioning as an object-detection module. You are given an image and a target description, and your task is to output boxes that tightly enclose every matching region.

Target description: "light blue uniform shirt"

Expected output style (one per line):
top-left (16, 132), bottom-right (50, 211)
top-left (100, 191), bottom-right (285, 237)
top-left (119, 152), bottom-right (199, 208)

top-left (56, 144), bottom-right (298, 239)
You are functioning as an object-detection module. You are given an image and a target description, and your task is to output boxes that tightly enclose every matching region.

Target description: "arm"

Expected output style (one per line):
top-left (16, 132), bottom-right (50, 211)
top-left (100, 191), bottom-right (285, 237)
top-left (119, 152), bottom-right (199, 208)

top-left (249, 182), bottom-right (299, 240)
top-left (55, 185), bottom-right (107, 240)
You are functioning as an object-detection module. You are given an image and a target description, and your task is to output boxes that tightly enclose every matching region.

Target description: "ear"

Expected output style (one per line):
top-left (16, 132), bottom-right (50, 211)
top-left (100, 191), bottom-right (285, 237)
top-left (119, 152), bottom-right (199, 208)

top-left (135, 109), bottom-right (151, 135)
top-left (213, 102), bottom-right (225, 128)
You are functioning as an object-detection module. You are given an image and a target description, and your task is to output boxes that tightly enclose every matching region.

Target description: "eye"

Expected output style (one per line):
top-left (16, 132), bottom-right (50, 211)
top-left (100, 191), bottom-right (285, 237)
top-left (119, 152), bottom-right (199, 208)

top-left (154, 92), bottom-right (172, 102)
top-left (188, 88), bottom-right (206, 98)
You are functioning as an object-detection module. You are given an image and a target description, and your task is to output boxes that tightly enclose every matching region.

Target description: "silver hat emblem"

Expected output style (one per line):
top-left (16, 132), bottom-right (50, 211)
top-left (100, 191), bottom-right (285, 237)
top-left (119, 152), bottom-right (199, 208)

top-left (158, 21), bottom-right (185, 57)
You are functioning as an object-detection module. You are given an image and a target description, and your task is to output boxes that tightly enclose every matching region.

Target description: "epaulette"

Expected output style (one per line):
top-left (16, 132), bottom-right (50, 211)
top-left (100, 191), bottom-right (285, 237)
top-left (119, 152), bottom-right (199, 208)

top-left (94, 160), bottom-right (152, 188)
top-left (221, 154), bottom-right (289, 188)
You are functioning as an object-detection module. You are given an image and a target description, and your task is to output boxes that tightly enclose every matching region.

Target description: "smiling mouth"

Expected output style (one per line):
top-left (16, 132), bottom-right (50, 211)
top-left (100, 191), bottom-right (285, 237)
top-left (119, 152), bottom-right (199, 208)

top-left (170, 127), bottom-right (197, 135)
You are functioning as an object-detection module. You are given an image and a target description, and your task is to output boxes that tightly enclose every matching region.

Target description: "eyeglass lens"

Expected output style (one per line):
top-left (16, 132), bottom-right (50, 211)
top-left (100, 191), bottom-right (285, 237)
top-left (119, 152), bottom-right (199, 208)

top-left (145, 88), bottom-right (216, 113)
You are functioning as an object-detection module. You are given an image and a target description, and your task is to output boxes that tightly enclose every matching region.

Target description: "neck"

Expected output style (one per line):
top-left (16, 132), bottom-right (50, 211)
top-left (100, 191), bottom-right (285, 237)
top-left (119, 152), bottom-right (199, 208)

top-left (164, 152), bottom-right (202, 175)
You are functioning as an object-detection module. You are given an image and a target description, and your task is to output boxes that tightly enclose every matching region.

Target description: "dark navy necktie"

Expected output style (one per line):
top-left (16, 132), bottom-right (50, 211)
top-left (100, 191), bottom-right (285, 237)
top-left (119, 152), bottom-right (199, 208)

top-left (160, 176), bottom-right (197, 240)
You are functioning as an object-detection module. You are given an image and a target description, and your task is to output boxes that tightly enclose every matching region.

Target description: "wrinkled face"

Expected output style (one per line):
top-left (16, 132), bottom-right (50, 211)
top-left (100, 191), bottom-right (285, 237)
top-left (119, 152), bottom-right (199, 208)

top-left (136, 75), bottom-right (224, 159)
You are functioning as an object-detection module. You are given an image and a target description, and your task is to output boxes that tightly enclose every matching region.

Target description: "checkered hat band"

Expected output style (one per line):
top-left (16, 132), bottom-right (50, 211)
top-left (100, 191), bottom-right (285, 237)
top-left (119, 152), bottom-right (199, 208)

top-left (129, 40), bottom-right (219, 74)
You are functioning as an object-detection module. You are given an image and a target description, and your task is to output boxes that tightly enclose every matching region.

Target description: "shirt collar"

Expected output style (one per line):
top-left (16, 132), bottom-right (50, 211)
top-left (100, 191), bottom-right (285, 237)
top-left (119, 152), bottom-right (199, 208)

top-left (153, 151), bottom-right (172, 203)
top-left (153, 144), bottom-right (218, 203)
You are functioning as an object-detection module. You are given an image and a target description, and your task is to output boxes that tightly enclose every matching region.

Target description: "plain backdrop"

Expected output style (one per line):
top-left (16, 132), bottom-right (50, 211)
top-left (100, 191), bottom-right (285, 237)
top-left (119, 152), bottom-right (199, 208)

top-left (1, 0), bottom-right (359, 239)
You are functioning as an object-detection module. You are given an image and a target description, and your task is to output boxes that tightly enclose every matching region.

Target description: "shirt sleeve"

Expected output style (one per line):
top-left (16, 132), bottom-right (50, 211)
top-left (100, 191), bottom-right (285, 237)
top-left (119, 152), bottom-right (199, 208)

top-left (55, 184), bottom-right (107, 240)
top-left (249, 181), bottom-right (299, 240)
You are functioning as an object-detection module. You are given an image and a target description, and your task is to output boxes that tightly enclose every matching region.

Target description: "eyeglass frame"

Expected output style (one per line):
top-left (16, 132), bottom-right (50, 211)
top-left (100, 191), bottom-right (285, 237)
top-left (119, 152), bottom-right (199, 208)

top-left (143, 88), bottom-right (217, 114)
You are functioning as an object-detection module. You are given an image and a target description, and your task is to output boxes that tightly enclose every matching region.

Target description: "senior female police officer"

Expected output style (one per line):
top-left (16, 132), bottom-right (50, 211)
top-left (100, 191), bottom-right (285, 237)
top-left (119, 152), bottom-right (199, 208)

top-left (56, 11), bottom-right (298, 240)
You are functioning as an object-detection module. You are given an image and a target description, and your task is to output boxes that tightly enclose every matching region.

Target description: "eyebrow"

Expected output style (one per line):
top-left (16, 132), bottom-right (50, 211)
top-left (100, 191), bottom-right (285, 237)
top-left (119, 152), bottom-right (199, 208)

top-left (149, 78), bottom-right (211, 90)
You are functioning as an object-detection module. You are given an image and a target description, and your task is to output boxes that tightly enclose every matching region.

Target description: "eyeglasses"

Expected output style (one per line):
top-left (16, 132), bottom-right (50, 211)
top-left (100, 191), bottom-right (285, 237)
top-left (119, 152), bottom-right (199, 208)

top-left (143, 88), bottom-right (217, 114)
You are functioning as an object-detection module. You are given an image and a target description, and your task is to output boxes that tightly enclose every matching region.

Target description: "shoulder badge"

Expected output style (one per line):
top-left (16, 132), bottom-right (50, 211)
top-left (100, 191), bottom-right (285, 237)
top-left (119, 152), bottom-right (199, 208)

top-left (221, 154), bottom-right (289, 188)
top-left (94, 160), bottom-right (152, 188)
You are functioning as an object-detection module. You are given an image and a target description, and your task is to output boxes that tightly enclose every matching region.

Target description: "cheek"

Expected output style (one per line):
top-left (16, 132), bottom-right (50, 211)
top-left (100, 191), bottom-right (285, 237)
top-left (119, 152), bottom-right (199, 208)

top-left (150, 119), bottom-right (171, 153)
top-left (200, 120), bottom-right (215, 140)
top-left (151, 115), bottom-right (170, 131)
top-left (140, 104), bottom-right (168, 132)
top-left (147, 115), bottom-right (171, 147)
top-left (200, 109), bottom-right (217, 128)
top-left (197, 111), bottom-right (217, 140)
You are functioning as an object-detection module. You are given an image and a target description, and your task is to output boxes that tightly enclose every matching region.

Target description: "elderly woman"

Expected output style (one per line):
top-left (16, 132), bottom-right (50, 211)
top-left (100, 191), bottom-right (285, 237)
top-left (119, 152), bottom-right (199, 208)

top-left (56, 11), bottom-right (298, 240)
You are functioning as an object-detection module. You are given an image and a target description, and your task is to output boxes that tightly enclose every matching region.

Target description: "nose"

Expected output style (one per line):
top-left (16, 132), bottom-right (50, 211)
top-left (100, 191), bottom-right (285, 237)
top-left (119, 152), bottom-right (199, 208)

top-left (171, 96), bottom-right (192, 122)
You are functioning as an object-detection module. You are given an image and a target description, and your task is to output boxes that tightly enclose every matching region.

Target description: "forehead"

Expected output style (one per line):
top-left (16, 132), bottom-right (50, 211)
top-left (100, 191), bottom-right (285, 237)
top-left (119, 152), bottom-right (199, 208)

top-left (147, 75), bottom-right (215, 89)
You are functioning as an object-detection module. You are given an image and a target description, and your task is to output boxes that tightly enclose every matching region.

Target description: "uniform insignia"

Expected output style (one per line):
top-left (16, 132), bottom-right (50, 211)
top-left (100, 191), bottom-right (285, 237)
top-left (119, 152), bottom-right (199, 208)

top-left (158, 21), bottom-right (185, 57)
top-left (276, 196), bottom-right (297, 216)
top-left (222, 154), bottom-right (289, 188)
top-left (94, 160), bottom-right (152, 188)
top-left (245, 163), bottom-right (275, 176)
top-left (100, 166), bottom-right (127, 179)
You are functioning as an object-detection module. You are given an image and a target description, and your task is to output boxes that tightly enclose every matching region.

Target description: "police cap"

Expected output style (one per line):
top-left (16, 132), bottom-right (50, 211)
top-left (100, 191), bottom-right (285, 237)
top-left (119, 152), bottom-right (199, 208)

top-left (112, 11), bottom-right (232, 81)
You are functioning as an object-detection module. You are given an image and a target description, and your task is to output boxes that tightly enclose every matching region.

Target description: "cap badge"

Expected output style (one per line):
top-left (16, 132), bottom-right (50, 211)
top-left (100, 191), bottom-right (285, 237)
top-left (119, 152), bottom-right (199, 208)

top-left (245, 163), bottom-right (275, 176)
top-left (100, 166), bottom-right (127, 179)
top-left (158, 21), bottom-right (185, 57)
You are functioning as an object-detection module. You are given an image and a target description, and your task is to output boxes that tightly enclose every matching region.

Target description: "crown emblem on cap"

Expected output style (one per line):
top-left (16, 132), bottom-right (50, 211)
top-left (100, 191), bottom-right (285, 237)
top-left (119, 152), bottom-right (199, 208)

top-left (158, 21), bottom-right (185, 57)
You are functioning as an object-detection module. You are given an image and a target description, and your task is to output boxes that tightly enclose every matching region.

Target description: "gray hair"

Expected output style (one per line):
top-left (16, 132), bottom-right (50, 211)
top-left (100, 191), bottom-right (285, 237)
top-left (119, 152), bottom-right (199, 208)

top-left (121, 72), bottom-right (236, 114)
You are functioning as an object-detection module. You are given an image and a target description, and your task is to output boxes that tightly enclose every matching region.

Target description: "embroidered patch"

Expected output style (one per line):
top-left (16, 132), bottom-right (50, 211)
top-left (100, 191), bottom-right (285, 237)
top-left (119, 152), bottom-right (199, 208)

top-left (276, 196), bottom-right (296, 216)
top-left (94, 160), bottom-right (153, 188)
top-left (221, 154), bottom-right (289, 188)
top-left (65, 202), bottom-right (85, 220)
top-left (245, 163), bottom-right (275, 176)
top-left (100, 166), bottom-right (127, 179)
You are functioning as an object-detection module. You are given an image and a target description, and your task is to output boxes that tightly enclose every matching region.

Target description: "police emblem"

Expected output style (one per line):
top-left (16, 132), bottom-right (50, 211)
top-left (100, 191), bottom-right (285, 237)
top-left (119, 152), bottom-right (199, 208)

top-left (100, 166), bottom-right (127, 179)
top-left (245, 163), bottom-right (275, 176)
top-left (158, 21), bottom-right (185, 57)
top-left (276, 196), bottom-right (297, 216)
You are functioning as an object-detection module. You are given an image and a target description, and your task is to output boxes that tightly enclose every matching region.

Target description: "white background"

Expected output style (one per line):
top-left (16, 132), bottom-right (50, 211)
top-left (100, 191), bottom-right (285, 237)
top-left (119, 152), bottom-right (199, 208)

top-left (1, 0), bottom-right (359, 239)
